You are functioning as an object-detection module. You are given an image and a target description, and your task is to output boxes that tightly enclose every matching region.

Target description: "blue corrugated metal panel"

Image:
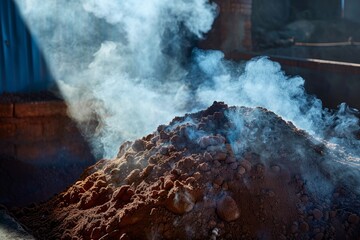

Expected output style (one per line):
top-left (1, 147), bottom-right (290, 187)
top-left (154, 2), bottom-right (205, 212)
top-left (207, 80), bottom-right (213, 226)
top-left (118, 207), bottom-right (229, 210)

top-left (0, 0), bottom-right (53, 93)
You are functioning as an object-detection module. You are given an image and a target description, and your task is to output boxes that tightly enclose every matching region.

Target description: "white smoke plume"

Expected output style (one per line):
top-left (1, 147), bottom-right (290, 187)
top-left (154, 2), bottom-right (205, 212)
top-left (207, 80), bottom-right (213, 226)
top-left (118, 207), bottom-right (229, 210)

top-left (15, 0), bottom-right (217, 157)
top-left (15, 0), bottom-right (359, 162)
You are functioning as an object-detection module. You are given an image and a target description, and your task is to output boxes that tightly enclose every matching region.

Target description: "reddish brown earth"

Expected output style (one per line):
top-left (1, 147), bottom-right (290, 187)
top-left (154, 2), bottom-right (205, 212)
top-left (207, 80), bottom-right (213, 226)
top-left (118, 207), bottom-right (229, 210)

top-left (13, 102), bottom-right (360, 239)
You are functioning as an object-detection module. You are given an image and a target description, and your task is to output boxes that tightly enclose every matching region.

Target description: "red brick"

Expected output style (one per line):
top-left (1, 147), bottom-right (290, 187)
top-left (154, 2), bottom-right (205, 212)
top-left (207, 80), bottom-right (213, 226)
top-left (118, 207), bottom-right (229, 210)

top-left (64, 120), bottom-right (85, 139)
top-left (15, 101), bottom-right (68, 118)
top-left (16, 122), bottom-right (43, 142)
top-left (0, 103), bottom-right (14, 117)
top-left (43, 117), bottom-right (84, 140)
top-left (61, 140), bottom-right (94, 163)
top-left (16, 142), bottom-right (59, 162)
top-left (0, 123), bottom-right (16, 138)
top-left (42, 118), bottom-right (64, 140)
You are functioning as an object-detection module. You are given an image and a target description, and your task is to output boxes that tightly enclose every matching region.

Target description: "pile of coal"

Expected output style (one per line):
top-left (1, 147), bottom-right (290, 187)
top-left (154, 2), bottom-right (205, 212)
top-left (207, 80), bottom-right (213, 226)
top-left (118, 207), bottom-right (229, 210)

top-left (14, 102), bottom-right (360, 239)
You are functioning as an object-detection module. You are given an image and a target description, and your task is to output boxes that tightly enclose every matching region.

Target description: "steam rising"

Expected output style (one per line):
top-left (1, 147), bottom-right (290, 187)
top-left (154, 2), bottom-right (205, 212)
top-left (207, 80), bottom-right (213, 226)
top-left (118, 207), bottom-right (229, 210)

top-left (15, 0), bottom-right (359, 164)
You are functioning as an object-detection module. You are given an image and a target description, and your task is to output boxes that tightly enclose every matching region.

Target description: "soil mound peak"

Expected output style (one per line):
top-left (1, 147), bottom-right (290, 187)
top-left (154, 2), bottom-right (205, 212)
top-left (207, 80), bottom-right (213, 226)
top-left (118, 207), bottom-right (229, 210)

top-left (15, 102), bottom-right (360, 239)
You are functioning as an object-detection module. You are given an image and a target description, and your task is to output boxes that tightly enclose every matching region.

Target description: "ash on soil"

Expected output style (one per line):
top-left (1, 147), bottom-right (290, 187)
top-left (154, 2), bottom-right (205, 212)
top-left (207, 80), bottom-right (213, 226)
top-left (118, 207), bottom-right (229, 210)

top-left (14, 102), bottom-right (360, 239)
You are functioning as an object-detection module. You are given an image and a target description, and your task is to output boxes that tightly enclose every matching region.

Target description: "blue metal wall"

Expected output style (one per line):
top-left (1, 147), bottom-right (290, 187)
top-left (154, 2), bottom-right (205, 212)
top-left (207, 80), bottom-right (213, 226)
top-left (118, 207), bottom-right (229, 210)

top-left (0, 0), bottom-right (53, 93)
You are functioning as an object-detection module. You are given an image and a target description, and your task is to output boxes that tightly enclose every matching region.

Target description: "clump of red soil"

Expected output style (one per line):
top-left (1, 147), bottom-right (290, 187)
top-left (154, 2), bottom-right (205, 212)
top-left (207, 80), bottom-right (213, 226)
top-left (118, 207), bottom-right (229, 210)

top-left (14, 102), bottom-right (360, 239)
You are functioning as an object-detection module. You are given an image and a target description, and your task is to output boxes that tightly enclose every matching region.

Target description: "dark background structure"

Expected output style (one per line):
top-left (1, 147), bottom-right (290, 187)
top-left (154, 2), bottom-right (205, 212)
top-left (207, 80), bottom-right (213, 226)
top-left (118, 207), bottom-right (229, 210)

top-left (0, 0), bottom-right (53, 94)
top-left (201, 0), bottom-right (360, 109)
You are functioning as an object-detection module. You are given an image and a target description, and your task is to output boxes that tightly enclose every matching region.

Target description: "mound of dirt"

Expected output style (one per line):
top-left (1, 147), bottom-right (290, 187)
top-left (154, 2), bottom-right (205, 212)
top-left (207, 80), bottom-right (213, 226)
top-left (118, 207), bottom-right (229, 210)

top-left (14, 102), bottom-right (360, 239)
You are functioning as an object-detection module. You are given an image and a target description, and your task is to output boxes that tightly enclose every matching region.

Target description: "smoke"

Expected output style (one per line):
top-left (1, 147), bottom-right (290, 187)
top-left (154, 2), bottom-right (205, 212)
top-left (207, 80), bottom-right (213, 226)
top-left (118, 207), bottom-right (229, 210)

top-left (15, 0), bottom-right (359, 163)
top-left (15, 0), bottom-right (217, 157)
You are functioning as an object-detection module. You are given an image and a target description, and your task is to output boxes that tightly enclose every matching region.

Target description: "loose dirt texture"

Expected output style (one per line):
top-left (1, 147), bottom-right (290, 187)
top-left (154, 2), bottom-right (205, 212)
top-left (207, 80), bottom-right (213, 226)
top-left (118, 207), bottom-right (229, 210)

top-left (14, 102), bottom-right (360, 239)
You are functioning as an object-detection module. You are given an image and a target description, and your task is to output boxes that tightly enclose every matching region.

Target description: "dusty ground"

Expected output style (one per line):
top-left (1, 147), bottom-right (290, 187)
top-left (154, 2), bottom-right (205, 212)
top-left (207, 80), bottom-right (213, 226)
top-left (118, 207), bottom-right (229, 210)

top-left (13, 102), bottom-right (360, 239)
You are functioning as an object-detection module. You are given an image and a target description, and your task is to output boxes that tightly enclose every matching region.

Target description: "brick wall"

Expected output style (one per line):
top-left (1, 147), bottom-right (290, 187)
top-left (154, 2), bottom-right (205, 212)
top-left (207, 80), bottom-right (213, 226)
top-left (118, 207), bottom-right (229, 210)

top-left (0, 101), bottom-right (92, 162)
top-left (0, 100), bottom-right (95, 206)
